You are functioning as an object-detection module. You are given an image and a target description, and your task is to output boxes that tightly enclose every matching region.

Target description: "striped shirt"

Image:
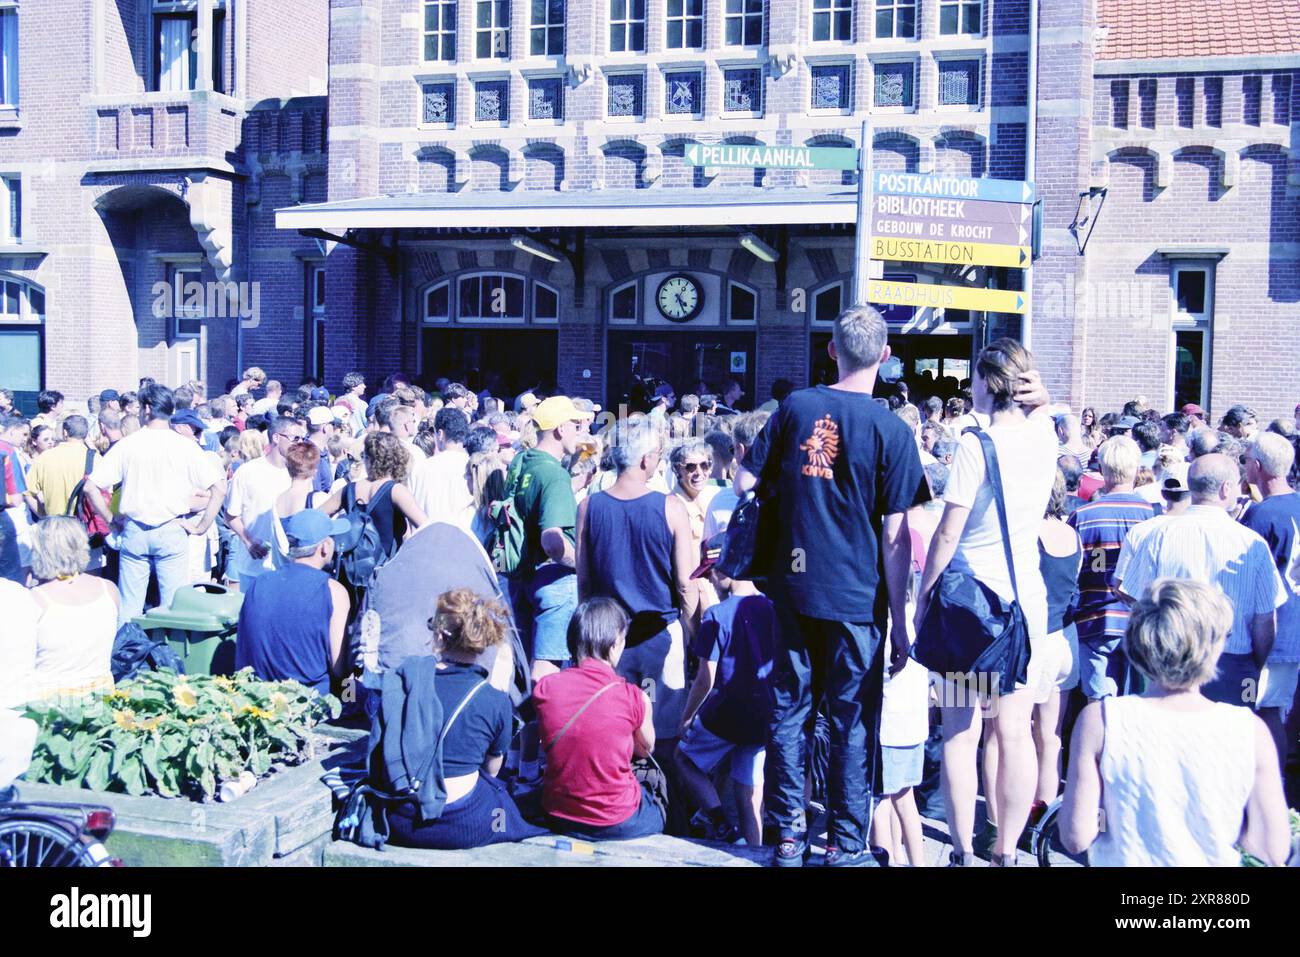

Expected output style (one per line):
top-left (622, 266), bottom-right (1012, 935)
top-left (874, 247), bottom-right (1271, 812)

top-left (1068, 491), bottom-right (1157, 642)
top-left (1114, 505), bottom-right (1288, 656)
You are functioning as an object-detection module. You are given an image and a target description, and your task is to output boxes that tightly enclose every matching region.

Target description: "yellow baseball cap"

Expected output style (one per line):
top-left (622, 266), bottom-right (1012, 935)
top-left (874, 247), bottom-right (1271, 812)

top-left (533, 396), bottom-right (595, 431)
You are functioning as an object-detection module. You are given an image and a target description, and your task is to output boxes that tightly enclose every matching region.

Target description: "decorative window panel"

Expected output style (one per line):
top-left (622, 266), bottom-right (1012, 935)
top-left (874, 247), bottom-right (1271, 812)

top-left (874, 62), bottom-right (914, 108)
top-left (723, 68), bottom-right (762, 113)
top-left (811, 64), bottom-right (851, 110)
top-left (607, 73), bottom-right (645, 117)
top-left (938, 59), bottom-right (979, 106)
top-left (528, 77), bottom-right (564, 120)
top-left (665, 70), bottom-right (702, 115)
top-left (475, 79), bottom-right (509, 122)
top-left (422, 82), bottom-right (456, 124)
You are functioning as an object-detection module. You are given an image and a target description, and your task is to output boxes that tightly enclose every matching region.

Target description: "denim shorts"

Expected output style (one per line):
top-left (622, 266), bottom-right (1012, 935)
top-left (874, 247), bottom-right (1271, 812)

top-left (511, 564), bottom-right (578, 664)
top-left (880, 743), bottom-right (924, 796)
top-left (1259, 662), bottom-right (1300, 715)
top-left (678, 720), bottom-right (765, 787)
top-left (1079, 634), bottom-right (1128, 699)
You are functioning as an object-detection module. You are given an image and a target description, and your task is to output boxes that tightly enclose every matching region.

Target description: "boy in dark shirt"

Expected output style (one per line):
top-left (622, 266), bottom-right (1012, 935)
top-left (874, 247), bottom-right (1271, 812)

top-left (676, 535), bottom-right (776, 846)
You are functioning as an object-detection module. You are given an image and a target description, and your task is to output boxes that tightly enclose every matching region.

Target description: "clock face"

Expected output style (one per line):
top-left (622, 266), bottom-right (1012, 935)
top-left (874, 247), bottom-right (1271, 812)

top-left (656, 274), bottom-right (703, 322)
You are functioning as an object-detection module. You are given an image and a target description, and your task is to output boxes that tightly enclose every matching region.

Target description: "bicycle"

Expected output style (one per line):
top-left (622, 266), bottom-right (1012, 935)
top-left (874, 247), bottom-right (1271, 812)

top-left (0, 786), bottom-right (122, 867)
top-left (1025, 795), bottom-right (1087, 867)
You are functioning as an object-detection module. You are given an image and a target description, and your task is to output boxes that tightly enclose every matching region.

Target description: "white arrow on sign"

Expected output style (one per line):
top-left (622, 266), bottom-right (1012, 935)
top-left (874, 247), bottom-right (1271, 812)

top-left (1021, 204), bottom-right (1031, 224)
top-left (685, 144), bottom-right (699, 164)
top-left (1019, 223), bottom-right (1029, 244)
top-left (1022, 182), bottom-right (1033, 201)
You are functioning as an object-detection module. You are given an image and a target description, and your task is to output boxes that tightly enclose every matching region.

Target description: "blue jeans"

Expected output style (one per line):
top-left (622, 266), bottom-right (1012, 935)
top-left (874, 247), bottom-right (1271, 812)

top-left (117, 518), bottom-right (191, 627)
top-left (1079, 634), bottom-right (1130, 699)
top-left (510, 564), bottom-right (578, 665)
top-left (767, 605), bottom-right (884, 853)
top-left (547, 782), bottom-right (665, 841)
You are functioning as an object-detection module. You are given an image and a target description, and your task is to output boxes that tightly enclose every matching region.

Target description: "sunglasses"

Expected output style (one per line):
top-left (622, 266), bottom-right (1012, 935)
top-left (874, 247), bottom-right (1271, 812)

top-left (678, 461), bottom-right (710, 473)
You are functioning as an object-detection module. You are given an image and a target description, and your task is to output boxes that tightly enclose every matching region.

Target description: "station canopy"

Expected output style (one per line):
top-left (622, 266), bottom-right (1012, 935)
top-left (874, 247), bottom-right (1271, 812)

top-left (276, 186), bottom-right (862, 232)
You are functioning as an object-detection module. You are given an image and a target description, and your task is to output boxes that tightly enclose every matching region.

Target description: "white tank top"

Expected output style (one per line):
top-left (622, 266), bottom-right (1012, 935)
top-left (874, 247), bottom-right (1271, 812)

top-left (31, 580), bottom-right (118, 696)
top-left (1091, 695), bottom-right (1255, 867)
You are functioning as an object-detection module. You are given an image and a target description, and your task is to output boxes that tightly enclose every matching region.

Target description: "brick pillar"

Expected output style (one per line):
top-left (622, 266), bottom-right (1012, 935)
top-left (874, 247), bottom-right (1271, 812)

top-left (1029, 0), bottom-right (1096, 408)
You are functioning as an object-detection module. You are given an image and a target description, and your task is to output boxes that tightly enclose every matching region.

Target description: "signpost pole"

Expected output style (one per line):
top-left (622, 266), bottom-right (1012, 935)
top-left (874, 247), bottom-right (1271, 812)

top-left (852, 118), bottom-right (873, 306)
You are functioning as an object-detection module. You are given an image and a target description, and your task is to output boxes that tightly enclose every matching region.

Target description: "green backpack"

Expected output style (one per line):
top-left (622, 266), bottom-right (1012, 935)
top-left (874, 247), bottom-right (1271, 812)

top-left (488, 462), bottom-right (528, 577)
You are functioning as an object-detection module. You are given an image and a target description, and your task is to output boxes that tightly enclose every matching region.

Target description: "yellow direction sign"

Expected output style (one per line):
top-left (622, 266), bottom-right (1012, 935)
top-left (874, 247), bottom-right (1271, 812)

top-left (870, 236), bottom-right (1030, 269)
top-left (866, 279), bottom-right (1029, 315)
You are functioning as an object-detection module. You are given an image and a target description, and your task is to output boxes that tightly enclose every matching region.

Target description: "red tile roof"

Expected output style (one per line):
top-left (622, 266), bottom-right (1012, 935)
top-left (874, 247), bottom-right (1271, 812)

top-left (1097, 0), bottom-right (1300, 60)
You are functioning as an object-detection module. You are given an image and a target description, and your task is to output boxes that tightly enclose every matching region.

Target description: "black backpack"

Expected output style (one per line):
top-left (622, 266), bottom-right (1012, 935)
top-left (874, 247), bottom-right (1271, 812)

top-left (110, 622), bottom-right (186, 683)
top-left (333, 482), bottom-right (392, 591)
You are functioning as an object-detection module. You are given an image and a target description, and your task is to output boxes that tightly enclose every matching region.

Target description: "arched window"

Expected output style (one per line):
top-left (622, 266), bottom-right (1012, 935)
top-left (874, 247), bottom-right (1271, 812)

top-left (811, 280), bottom-right (843, 323)
top-left (608, 279), bottom-right (638, 323)
top-left (422, 271), bottom-right (559, 325)
top-left (728, 280), bottom-right (757, 323)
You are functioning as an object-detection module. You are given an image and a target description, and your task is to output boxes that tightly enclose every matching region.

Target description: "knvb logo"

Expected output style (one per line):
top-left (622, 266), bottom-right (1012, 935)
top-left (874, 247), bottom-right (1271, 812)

top-left (152, 278), bottom-right (262, 329)
top-left (49, 888), bottom-right (151, 938)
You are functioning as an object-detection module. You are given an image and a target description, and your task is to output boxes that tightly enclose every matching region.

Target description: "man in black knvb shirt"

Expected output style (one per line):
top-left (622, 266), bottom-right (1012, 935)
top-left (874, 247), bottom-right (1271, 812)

top-left (737, 304), bottom-right (929, 867)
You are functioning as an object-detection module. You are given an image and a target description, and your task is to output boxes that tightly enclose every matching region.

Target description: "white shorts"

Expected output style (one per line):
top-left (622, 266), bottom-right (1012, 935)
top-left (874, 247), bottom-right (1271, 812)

top-left (1024, 629), bottom-right (1077, 705)
top-left (1258, 662), bottom-right (1300, 716)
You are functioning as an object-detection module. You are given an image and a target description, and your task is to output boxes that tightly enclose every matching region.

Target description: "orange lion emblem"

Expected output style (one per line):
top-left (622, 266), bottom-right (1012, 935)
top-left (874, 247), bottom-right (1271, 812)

top-left (800, 414), bottom-right (839, 479)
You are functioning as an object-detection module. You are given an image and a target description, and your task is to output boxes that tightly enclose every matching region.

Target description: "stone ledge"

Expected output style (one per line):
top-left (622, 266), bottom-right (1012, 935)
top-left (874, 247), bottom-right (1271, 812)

top-left (324, 833), bottom-right (769, 868)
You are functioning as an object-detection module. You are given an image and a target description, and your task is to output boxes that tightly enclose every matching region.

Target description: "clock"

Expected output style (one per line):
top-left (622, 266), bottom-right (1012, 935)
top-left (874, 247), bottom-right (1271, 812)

top-left (655, 273), bottom-right (703, 323)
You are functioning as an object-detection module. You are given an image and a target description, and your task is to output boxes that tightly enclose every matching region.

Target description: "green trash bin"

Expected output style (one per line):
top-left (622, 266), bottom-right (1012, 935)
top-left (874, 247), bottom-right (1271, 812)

top-left (133, 583), bottom-right (245, 676)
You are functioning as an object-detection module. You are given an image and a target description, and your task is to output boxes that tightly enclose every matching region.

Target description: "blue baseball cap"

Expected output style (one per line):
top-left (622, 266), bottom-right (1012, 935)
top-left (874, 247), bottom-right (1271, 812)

top-left (170, 409), bottom-right (206, 437)
top-left (282, 510), bottom-right (351, 550)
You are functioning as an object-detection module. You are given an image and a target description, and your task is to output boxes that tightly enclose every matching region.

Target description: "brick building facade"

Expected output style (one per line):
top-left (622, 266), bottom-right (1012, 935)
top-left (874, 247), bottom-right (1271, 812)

top-left (5, 0), bottom-right (1298, 423)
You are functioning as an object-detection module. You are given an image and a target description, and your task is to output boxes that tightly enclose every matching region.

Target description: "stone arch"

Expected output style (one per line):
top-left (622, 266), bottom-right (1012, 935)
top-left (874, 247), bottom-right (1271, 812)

top-left (601, 138), bottom-right (647, 190)
top-left (415, 146), bottom-right (458, 193)
top-left (522, 144), bottom-right (565, 191)
top-left (872, 133), bottom-right (921, 174)
top-left (1107, 146), bottom-right (1161, 202)
top-left (468, 145), bottom-right (511, 192)
top-left (720, 135), bottom-right (766, 188)
top-left (934, 130), bottom-right (987, 177)
top-left (805, 133), bottom-right (856, 187)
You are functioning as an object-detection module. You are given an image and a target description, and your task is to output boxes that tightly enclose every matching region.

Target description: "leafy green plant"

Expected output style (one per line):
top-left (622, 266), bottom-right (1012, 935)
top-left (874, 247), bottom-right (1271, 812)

top-left (23, 669), bottom-right (341, 801)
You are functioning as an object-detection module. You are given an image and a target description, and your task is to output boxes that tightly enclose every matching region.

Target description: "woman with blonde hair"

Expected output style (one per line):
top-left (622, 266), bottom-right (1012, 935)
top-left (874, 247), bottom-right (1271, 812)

top-left (238, 427), bottom-right (267, 464)
top-left (915, 338), bottom-right (1063, 866)
top-left (468, 451), bottom-right (507, 549)
top-left (386, 588), bottom-right (544, 850)
top-left (27, 516), bottom-right (119, 699)
top-left (1061, 579), bottom-right (1291, 866)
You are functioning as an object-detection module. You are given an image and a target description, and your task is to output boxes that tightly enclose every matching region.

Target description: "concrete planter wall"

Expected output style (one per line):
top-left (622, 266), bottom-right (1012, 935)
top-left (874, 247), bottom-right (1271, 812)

top-left (15, 727), bottom-right (366, 867)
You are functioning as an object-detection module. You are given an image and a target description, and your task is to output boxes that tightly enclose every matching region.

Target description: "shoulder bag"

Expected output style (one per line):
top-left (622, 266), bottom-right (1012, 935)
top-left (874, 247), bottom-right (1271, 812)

top-left (910, 429), bottom-right (1031, 695)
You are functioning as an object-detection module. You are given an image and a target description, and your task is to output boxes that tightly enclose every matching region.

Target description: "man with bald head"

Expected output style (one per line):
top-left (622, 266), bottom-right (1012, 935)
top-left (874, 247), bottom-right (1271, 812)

top-left (1115, 453), bottom-right (1289, 709)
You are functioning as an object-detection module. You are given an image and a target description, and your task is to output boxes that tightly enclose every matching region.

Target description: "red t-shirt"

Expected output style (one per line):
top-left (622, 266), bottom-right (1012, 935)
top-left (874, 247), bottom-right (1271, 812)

top-left (533, 658), bottom-right (645, 827)
top-left (1078, 472), bottom-right (1104, 503)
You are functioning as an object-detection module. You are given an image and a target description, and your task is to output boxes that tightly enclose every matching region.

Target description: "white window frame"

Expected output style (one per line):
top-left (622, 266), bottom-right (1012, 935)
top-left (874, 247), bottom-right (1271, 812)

top-left (172, 264), bottom-right (204, 340)
top-left (608, 279), bottom-right (639, 324)
top-left (524, 72), bottom-right (566, 125)
top-left (935, 55), bottom-right (982, 112)
top-left (529, 0), bottom-right (564, 58)
top-left (727, 280), bottom-right (757, 324)
top-left (938, 0), bottom-right (982, 36)
top-left (870, 57), bottom-right (918, 114)
top-left (423, 0), bottom-right (458, 62)
top-left (417, 77), bottom-right (457, 129)
top-left (533, 280), bottom-right (560, 323)
top-left (1169, 261), bottom-right (1215, 413)
top-left (608, 0), bottom-right (646, 54)
top-left (0, 3), bottom-right (19, 109)
top-left (874, 0), bottom-right (917, 40)
top-left (811, 0), bottom-right (853, 43)
top-left (475, 0), bottom-right (510, 60)
top-left (470, 73), bottom-right (511, 127)
top-left (665, 0), bottom-right (704, 50)
top-left (424, 279), bottom-right (451, 323)
top-left (307, 262), bottom-right (326, 381)
top-left (0, 274), bottom-right (38, 321)
top-left (723, 0), bottom-right (764, 48)
top-left (153, 4), bottom-right (198, 93)
top-left (810, 280), bottom-right (845, 324)
top-left (0, 173), bottom-right (19, 242)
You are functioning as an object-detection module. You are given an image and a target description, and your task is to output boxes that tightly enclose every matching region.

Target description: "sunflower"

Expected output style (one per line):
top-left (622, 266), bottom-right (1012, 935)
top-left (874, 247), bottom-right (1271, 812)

top-left (173, 685), bottom-right (199, 709)
top-left (268, 691), bottom-right (290, 717)
top-left (112, 709), bottom-right (137, 731)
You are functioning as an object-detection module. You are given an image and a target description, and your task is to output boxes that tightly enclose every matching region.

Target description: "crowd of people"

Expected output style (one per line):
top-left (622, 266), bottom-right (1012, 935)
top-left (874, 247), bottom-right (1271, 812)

top-left (0, 308), bottom-right (1296, 866)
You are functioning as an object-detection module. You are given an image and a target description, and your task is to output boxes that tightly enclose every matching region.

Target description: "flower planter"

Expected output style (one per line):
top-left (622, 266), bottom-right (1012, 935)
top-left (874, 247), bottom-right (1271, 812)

top-left (12, 727), bottom-right (366, 867)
